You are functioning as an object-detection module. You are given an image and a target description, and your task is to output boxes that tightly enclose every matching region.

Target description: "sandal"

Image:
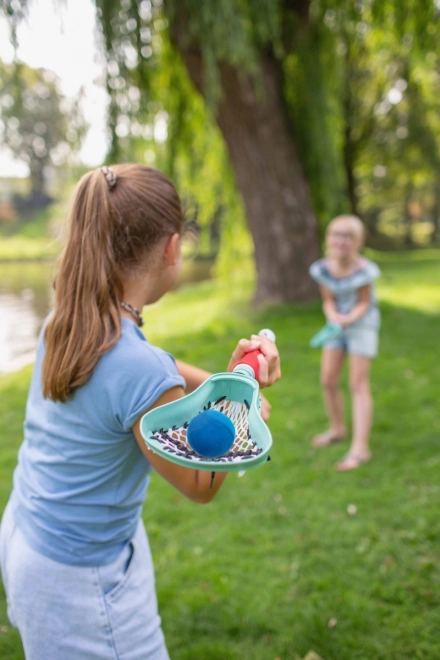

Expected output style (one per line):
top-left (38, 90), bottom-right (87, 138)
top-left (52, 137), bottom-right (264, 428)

top-left (336, 453), bottom-right (371, 471)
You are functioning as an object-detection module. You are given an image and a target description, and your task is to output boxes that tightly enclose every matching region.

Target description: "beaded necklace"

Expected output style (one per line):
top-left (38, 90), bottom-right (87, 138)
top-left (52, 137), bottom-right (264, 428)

top-left (120, 301), bottom-right (144, 327)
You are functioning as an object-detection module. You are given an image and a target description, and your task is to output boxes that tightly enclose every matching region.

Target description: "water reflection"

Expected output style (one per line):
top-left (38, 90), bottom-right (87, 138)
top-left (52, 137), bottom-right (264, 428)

top-left (0, 259), bottom-right (213, 374)
top-left (0, 262), bottom-right (55, 374)
top-left (0, 291), bottom-right (42, 368)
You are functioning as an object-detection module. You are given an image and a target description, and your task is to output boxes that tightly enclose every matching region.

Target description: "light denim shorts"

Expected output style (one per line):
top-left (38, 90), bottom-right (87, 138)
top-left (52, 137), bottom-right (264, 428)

top-left (0, 501), bottom-right (170, 660)
top-left (324, 325), bottom-right (379, 358)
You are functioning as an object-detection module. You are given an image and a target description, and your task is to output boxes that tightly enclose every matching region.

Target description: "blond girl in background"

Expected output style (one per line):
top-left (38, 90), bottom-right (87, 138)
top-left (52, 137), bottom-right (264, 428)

top-left (309, 215), bottom-right (381, 471)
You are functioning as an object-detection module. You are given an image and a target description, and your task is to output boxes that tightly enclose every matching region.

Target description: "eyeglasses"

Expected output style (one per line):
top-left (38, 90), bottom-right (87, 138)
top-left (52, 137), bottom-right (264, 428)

top-left (327, 231), bottom-right (355, 241)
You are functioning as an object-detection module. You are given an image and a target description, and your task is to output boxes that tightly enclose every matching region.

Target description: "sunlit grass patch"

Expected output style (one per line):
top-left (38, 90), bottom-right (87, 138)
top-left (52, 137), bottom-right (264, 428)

top-left (372, 249), bottom-right (440, 313)
top-left (0, 208), bottom-right (61, 261)
top-left (0, 237), bottom-right (60, 261)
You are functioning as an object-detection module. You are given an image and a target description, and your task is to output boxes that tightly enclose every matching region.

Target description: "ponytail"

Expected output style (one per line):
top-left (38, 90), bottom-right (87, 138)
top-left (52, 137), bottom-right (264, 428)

top-left (43, 164), bottom-right (183, 401)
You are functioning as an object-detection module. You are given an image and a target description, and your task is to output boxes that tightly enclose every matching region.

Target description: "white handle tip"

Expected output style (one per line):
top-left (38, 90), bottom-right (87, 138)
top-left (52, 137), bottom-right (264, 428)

top-left (258, 328), bottom-right (276, 343)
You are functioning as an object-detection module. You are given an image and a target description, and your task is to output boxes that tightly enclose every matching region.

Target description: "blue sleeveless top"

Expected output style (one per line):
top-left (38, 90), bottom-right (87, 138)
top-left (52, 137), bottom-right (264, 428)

top-left (309, 257), bottom-right (381, 329)
top-left (10, 317), bottom-right (185, 567)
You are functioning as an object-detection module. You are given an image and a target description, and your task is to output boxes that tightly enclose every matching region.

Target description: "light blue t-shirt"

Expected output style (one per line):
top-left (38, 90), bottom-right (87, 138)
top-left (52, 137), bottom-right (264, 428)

top-left (10, 317), bottom-right (185, 567)
top-left (309, 257), bottom-right (381, 329)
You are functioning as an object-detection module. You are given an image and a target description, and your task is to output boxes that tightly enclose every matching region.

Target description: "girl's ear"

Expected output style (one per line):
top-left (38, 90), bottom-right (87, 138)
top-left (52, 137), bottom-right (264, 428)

top-left (162, 233), bottom-right (181, 266)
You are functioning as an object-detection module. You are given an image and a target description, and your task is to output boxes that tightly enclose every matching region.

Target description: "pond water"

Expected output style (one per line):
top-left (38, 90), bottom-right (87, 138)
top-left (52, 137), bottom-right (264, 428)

top-left (0, 262), bottom-right (55, 374)
top-left (0, 259), bottom-right (213, 375)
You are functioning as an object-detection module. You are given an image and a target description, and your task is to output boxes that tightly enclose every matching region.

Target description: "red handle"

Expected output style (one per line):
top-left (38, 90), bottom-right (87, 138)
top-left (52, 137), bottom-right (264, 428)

top-left (233, 329), bottom-right (276, 380)
top-left (234, 349), bottom-right (261, 379)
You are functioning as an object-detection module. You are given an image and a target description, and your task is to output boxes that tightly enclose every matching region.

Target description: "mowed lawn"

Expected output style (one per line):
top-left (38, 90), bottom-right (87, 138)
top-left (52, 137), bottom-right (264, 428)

top-left (0, 250), bottom-right (439, 660)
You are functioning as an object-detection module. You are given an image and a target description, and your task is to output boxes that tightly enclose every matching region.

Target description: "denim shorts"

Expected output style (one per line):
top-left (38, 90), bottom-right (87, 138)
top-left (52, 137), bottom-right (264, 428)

top-left (0, 501), bottom-right (170, 660)
top-left (324, 325), bottom-right (379, 358)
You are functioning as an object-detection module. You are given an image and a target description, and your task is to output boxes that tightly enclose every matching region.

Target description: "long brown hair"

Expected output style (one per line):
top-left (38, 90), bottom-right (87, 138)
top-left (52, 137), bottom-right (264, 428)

top-left (43, 164), bottom-right (183, 402)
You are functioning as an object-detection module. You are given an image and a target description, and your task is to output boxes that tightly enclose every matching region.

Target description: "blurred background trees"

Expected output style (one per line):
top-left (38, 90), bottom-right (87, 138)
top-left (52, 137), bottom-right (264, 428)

top-left (2, 0), bottom-right (440, 300)
top-left (0, 60), bottom-right (87, 208)
top-left (89, 0), bottom-right (440, 300)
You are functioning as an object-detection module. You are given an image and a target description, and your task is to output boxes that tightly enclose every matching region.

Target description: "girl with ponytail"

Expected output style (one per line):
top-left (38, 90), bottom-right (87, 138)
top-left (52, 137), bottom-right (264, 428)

top-left (0, 164), bottom-right (281, 660)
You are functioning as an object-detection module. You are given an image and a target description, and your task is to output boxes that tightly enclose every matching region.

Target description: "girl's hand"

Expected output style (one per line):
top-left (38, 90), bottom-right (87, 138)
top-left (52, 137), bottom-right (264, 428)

top-left (325, 310), bottom-right (343, 325)
top-left (337, 314), bottom-right (351, 328)
top-left (227, 336), bottom-right (281, 388)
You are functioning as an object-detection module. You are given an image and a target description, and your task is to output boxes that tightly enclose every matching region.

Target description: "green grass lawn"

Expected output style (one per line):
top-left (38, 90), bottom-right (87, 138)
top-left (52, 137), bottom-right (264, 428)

top-left (0, 251), bottom-right (439, 659)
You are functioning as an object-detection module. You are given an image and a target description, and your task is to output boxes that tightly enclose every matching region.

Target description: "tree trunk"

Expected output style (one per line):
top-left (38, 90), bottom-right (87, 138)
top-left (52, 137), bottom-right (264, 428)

top-left (172, 45), bottom-right (320, 302)
top-left (30, 163), bottom-right (46, 198)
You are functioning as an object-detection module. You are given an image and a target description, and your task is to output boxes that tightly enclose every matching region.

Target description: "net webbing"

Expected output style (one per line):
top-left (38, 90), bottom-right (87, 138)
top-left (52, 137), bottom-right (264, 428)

top-left (150, 396), bottom-right (263, 463)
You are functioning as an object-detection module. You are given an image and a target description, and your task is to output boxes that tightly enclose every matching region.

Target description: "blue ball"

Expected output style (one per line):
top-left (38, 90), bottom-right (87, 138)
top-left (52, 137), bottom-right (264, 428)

top-left (187, 409), bottom-right (236, 458)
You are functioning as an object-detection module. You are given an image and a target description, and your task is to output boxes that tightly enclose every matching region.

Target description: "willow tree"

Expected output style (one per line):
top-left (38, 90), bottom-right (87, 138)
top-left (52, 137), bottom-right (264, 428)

top-left (4, 0), bottom-right (438, 300)
top-left (90, 1), bottom-right (320, 301)
top-left (94, 0), bottom-right (440, 302)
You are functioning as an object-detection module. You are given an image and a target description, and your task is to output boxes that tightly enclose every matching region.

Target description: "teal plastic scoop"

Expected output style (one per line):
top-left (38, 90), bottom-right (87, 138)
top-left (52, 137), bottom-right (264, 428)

top-left (140, 330), bottom-right (275, 472)
top-left (310, 322), bottom-right (343, 348)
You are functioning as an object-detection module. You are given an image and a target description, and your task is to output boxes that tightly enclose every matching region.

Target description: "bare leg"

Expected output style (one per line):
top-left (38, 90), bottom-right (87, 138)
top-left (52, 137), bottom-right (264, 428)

top-left (312, 349), bottom-right (347, 447)
top-left (336, 354), bottom-right (372, 470)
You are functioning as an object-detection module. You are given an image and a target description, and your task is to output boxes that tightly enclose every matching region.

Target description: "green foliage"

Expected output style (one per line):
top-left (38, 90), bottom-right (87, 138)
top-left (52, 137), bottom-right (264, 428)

top-left (0, 60), bottom-right (87, 195)
top-left (4, 0), bottom-right (440, 245)
top-left (344, 11), bottom-right (440, 243)
top-left (90, 1), bottom-right (248, 260)
top-left (283, 23), bottom-right (346, 223)
top-left (289, 1), bottom-right (440, 243)
top-left (90, 0), bottom-right (440, 238)
top-left (165, 0), bottom-right (282, 104)
top-left (1, 250), bottom-right (440, 658)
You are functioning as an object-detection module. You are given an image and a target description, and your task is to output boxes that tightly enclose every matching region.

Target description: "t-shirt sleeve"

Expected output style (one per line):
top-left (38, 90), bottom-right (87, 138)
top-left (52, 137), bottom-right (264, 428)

top-left (351, 260), bottom-right (381, 289)
top-left (309, 260), bottom-right (328, 287)
top-left (365, 260), bottom-right (381, 282)
top-left (111, 347), bottom-right (186, 432)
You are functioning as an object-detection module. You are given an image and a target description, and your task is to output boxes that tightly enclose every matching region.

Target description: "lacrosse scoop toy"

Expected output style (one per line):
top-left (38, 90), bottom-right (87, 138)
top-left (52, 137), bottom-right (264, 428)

top-left (140, 329), bottom-right (276, 472)
top-left (309, 322), bottom-right (343, 348)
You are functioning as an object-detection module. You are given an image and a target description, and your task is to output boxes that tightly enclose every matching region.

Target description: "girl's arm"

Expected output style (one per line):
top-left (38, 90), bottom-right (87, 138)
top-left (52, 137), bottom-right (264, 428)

top-left (321, 286), bottom-right (342, 324)
top-left (339, 284), bottom-right (370, 326)
top-left (133, 386), bottom-right (228, 504)
top-left (174, 360), bottom-right (211, 393)
top-left (132, 336), bottom-right (281, 503)
top-left (321, 285), bottom-right (371, 327)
